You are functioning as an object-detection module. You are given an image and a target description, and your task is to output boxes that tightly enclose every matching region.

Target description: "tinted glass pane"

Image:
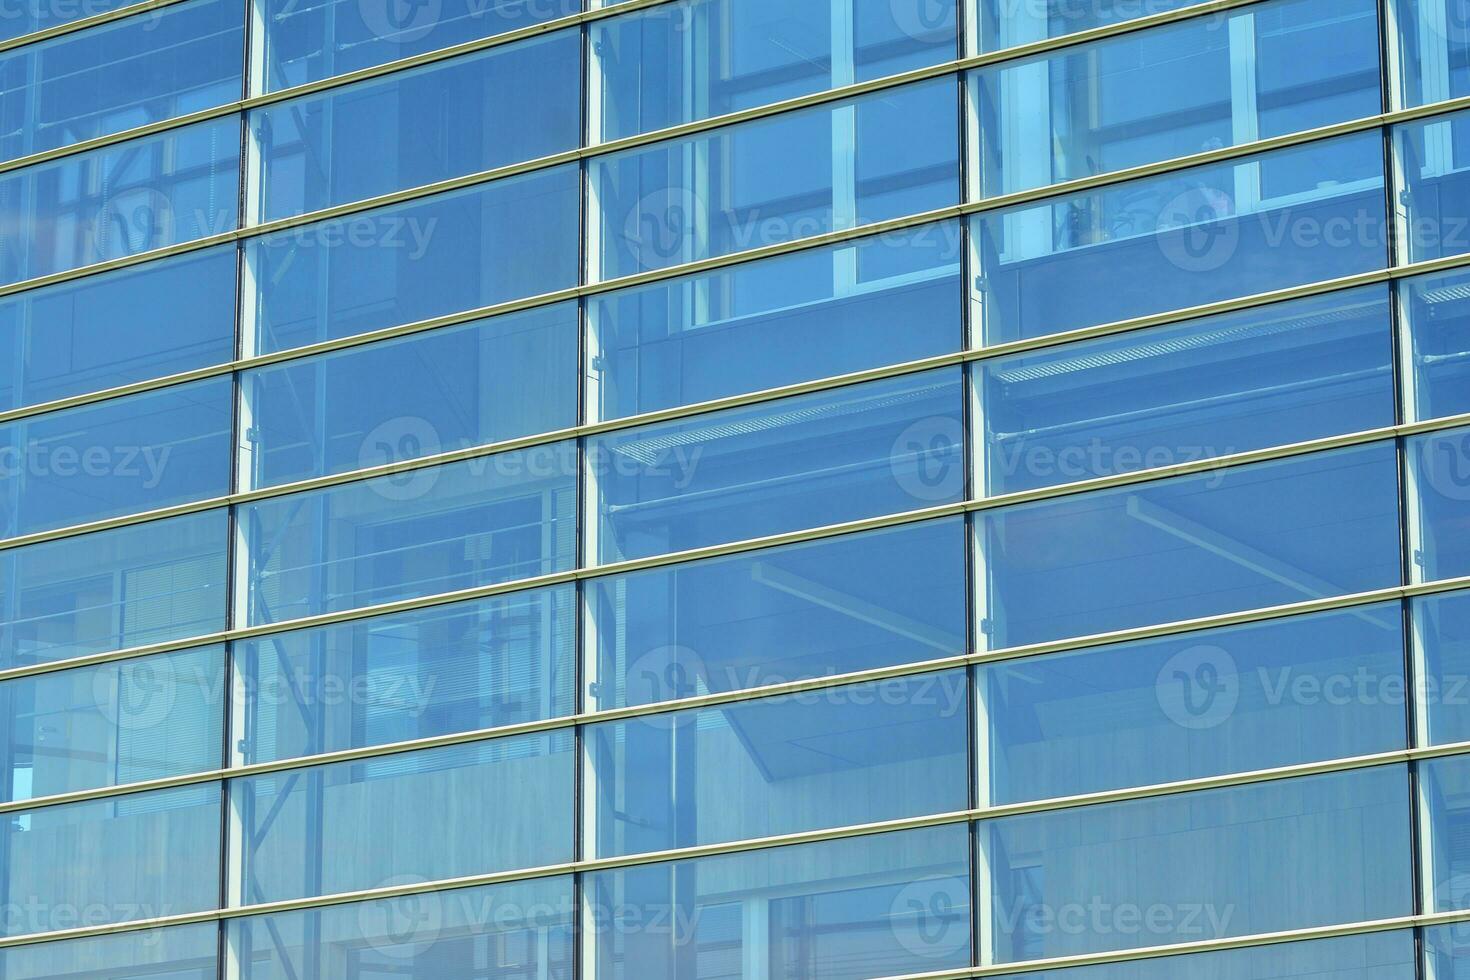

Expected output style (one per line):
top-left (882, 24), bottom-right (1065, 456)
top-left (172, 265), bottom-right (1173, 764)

top-left (1396, 109), bottom-right (1470, 264)
top-left (585, 670), bottom-right (968, 857)
top-left (1391, 0), bottom-right (1470, 109)
top-left (0, 509), bottom-right (229, 669)
top-left (979, 767), bottom-right (1411, 963)
top-left (0, 376), bottom-right (233, 537)
top-left (0, 245), bottom-right (236, 413)
top-left (0, 0), bottom-right (242, 163)
top-left (1411, 426), bottom-right (1470, 582)
top-left (0, 0), bottom-right (137, 44)
top-left (238, 442), bottom-right (575, 626)
top-left (588, 222), bottom-right (963, 422)
top-left (0, 784), bottom-right (220, 937)
top-left (976, 442), bottom-right (1403, 648)
top-left (0, 645), bottom-right (223, 802)
top-left (1403, 267), bottom-right (1470, 423)
top-left (234, 585), bottom-right (574, 765)
top-left (0, 116), bottom-right (240, 287)
top-left (591, 0), bottom-right (957, 142)
top-left (231, 734), bottom-right (572, 904)
top-left (586, 518), bottom-right (967, 711)
top-left (230, 876), bottom-right (574, 978)
top-left (1424, 922), bottom-right (1470, 979)
top-left (590, 368), bottom-right (964, 563)
top-left (1419, 590), bottom-right (1470, 746)
top-left (591, 78), bottom-right (959, 281)
top-left (975, 0), bottom-right (1212, 52)
top-left (977, 286), bottom-right (1396, 494)
top-left (978, 604), bottom-right (1408, 804)
top-left (1421, 754), bottom-right (1470, 914)
top-left (586, 825), bottom-right (971, 980)
top-left (242, 302), bottom-right (578, 489)
top-left (247, 165), bottom-right (579, 356)
top-left (972, 0), bottom-right (1380, 197)
top-left (0, 921), bottom-right (218, 978)
top-left (249, 31), bottom-right (579, 222)
top-left (971, 132), bottom-right (1387, 345)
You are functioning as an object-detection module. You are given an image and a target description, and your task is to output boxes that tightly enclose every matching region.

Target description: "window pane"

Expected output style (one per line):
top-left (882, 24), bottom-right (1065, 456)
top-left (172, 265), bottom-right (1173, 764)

top-left (238, 443), bottom-right (575, 626)
top-left (1396, 108), bottom-right (1470, 264)
top-left (230, 734), bottom-right (572, 904)
top-left (591, 78), bottom-right (959, 281)
top-left (979, 767), bottom-right (1411, 963)
top-left (0, 509), bottom-right (229, 670)
top-left (0, 376), bottom-right (233, 537)
top-left (0, 245), bottom-right (236, 413)
top-left (589, 368), bottom-right (964, 564)
top-left (586, 518), bottom-right (967, 711)
top-left (249, 31), bottom-right (580, 222)
top-left (1390, 0), bottom-right (1470, 109)
top-left (0, 645), bottom-right (224, 802)
top-left (1, 784), bottom-right (220, 937)
top-left (978, 604), bottom-right (1407, 805)
top-left (0, 0), bottom-right (243, 163)
top-left (234, 585), bottom-right (574, 765)
top-left (246, 165), bottom-right (579, 356)
top-left (591, 0), bottom-right (957, 142)
top-left (587, 222), bottom-right (963, 422)
top-left (242, 302), bottom-right (578, 489)
top-left (1402, 267), bottom-right (1470, 423)
top-left (254, 0), bottom-right (576, 92)
top-left (0, 116), bottom-right (240, 287)
top-left (1410, 426), bottom-right (1470, 583)
top-left (1421, 754), bottom-right (1470, 914)
top-left (0, 0), bottom-right (138, 44)
top-left (0, 921), bottom-right (218, 978)
top-left (971, 132), bottom-right (1387, 345)
top-left (972, 0), bottom-right (1380, 197)
top-left (975, 0), bottom-right (1214, 52)
top-left (585, 670), bottom-right (968, 857)
top-left (1418, 590), bottom-right (1470, 746)
top-left (975, 442), bottom-right (1403, 648)
top-left (229, 876), bottom-right (574, 979)
top-left (977, 286), bottom-right (1396, 494)
top-left (585, 825), bottom-right (971, 980)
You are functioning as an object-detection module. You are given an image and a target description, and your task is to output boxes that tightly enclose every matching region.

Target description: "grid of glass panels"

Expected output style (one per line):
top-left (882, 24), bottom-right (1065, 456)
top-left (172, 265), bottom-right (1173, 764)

top-left (4, 0), bottom-right (1470, 977)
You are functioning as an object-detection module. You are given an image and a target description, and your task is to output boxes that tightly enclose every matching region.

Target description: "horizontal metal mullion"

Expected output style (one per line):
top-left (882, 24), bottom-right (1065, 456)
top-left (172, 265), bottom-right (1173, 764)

top-left (0, 0), bottom-right (196, 53)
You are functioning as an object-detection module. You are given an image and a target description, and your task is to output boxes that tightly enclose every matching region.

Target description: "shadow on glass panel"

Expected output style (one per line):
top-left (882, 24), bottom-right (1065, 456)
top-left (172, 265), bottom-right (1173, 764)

top-left (1402, 267), bottom-right (1470, 423)
top-left (1410, 425), bottom-right (1470, 582)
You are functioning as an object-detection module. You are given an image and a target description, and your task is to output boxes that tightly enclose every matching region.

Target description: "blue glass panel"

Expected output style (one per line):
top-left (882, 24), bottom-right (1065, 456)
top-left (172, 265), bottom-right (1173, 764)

top-left (586, 825), bottom-right (971, 980)
top-left (976, 0), bottom-right (1212, 51)
top-left (234, 585), bottom-right (574, 764)
top-left (0, 116), bottom-right (240, 287)
top-left (231, 734), bottom-right (572, 904)
top-left (1403, 267), bottom-right (1470, 423)
top-left (0, 376), bottom-right (233, 537)
top-left (250, 31), bottom-right (579, 222)
top-left (972, 0), bottom-right (1379, 197)
top-left (230, 876), bottom-right (574, 978)
top-left (585, 670), bottom-right (968, 857)
top-left (0, 245), bottom-right (236, 413)
top-left (976, 442), bottom-right (1403, 648)
top-left (978, 286), bottom-right (1395, 494)
top-left (0, 0), bottom-right (137, 44)
top-left (0, 509), bottom-right (228, 669)
top-left (0, 0), bottom-right (243, 163)
top-left (588, 222), bottom-right (963, 422)
top-left (591, 77), bottom-right (959, 281)
top-left (971, 132), bottom-right (1387, 344)
top-left (1396, 108), bottom-right (1470, 264)
top-left (0, 784), bottom-right (220, 936)
top-left (1419, 590), bottom-right (1470, 745)
top-left (0, 644), bottom-right (223, 801)
top-left (591, 0), bottom-right (957, 142)
top-left (1390, 0), bottom-right (1470, 109)
top-left (586, 518), bottom-right (967, 710)
top-left (1411, 426), bottom-right (1470, 582)
top-left (1425, 922), bottom-right (1470, 979)
top-left (0, 921), bottom-right (218, 978)
top-left (248, 165), bottom-right (579, 356)
top-left (1420, 754), bottom-right (1470, 914)
top-left (590, 368), bottom-right (964, 563)
top-left (979, 604), bottom-right (1407, 804)
top-left (238, 443), bottom-right (575, 625)
top-left (980, 767), bottom-right (1412, 963)
top-left (255, 0), bottom-right (576, 92)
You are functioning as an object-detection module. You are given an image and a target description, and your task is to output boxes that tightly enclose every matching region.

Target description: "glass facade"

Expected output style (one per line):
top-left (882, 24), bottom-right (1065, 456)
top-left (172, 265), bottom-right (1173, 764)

top-left (4, 0), bottom-right (1470, 978)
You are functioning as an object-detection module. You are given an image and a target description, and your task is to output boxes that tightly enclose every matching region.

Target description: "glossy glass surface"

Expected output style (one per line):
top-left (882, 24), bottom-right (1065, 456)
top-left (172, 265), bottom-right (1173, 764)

top-left (0, 509), bottom-right (229, 669)
top-left (978, 604), bottom-right (1407, 804)
top-left (974, 0), bottom-right (1213, 53)
top-left (1420, 754), bottom-right (1470, 914)
top-left (0, 921), bottom-right (218, 977)
top-left (248, 31), bottom-right (579, 222)
top-left (1395, 108), bottom-right (1470, 264)
top-left (585, 825), bottom-right (971, 980)
top-left (977, 285), bottom-right (1395, 494)
top-left (1410, 426), bottom-right (1470, 582)
top-left (974, 442), bottom-right (1403, 649)
top-left (241, 302), bottom-right (577, 489)
top-left (589, 368), bottom-right (964, 563)
top-left (587, 221), bottom-right (963, 422)
top-left (233, 586), bottom-right (573, 764)
top-left (971, 132), bottom-right (1387, 345)
top-left (979, 767), bottom-right (1412, 963)
top-left (1391, 0), bottom-right (1470, 109)
top-left (1418, 590), bottom-right (1470, 746)
top-left (0, 0), bottom-right (136, 44)
top-left (586, 518), bottom-right (967, 710)
top-left (584, 670), bottom-right (968, 857)
top-left (230, 734), bottom-right (572, 904)
top-left (1402, 267), bottom-right (1470, 423)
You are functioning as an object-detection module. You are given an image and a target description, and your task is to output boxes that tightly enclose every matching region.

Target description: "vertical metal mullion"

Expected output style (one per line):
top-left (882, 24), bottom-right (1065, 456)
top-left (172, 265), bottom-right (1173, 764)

top-left (574, 13), bottom-right (592, 980)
